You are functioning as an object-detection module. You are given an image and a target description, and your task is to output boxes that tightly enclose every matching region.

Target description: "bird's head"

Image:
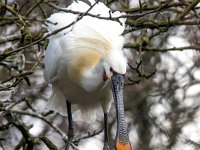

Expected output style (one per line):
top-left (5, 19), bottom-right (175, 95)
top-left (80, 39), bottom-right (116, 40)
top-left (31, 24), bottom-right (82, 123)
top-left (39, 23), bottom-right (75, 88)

top-left (68, 25), bottom-right (127, 82)
top-left (103, 49), bottom-right (127, 81)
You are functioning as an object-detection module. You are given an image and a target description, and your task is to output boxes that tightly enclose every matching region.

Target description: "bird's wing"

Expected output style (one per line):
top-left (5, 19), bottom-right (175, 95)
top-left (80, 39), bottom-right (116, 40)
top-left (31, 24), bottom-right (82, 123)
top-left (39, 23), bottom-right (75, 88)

top-left (43, 11), bottom-right (76, 82)
top-left (43, 9), bottom-right (79, 83)
top-left (43, 38), bottom-right (62, 82)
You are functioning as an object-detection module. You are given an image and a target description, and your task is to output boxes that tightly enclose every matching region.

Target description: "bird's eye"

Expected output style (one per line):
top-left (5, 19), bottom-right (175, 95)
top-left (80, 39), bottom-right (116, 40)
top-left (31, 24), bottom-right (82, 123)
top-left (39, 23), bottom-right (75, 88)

top-left (110, 67), bottom-right (117, 74)
top-left (110, 67), bottom-right (113, 72)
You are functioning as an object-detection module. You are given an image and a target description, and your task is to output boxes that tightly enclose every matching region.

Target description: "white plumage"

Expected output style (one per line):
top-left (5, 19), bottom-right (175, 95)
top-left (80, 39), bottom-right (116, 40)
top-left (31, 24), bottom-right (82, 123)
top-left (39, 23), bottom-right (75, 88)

top-left (43, 0), bottom-right (126, 122)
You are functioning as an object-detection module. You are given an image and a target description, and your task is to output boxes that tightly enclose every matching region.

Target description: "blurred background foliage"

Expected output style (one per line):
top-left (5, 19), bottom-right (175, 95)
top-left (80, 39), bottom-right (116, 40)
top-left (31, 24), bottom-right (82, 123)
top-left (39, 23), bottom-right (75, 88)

top-left (1, 0), bottom-right (200, 149)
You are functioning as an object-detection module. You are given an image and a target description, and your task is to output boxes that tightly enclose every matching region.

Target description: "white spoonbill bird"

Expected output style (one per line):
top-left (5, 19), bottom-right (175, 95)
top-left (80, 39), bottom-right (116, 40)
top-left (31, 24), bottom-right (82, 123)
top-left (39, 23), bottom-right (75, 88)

top-left (43, 0), bottom-right (131, 149)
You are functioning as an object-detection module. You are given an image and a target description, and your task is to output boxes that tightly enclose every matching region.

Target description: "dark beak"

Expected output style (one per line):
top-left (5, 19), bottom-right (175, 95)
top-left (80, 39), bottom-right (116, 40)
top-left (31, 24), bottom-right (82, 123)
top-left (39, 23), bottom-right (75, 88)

top-left (111, 72), bottom-right (124, 121)
top-left (111, 72), bottom-right (132, 150)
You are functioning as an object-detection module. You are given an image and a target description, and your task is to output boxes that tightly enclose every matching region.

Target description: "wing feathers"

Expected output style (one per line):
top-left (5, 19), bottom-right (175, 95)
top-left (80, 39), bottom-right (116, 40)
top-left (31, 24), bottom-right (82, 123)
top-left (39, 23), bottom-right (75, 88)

top-left (44, 39), bottom-right (62, 82)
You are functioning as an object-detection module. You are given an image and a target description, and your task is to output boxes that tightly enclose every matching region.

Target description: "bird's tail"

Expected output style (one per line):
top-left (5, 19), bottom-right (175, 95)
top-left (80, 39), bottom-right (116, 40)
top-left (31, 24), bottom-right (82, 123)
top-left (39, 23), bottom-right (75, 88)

top-left (46, 87), bottom-right (100, 122)
top-left (46, 86), bottom-right (68, 116)
top-left (72, 105), bottom-right (101, 123)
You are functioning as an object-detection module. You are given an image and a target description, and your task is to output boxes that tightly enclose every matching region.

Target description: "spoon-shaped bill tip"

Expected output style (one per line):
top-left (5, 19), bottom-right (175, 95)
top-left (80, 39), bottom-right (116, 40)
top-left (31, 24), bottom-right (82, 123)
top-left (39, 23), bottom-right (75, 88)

top-left (116, 138), bottom-right (131, 150)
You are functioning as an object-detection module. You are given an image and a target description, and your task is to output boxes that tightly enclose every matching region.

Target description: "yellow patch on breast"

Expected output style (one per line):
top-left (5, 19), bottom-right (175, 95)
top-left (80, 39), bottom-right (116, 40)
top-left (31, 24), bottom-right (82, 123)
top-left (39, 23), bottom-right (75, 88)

top-left (68, 49), bottom-right (101, 84)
